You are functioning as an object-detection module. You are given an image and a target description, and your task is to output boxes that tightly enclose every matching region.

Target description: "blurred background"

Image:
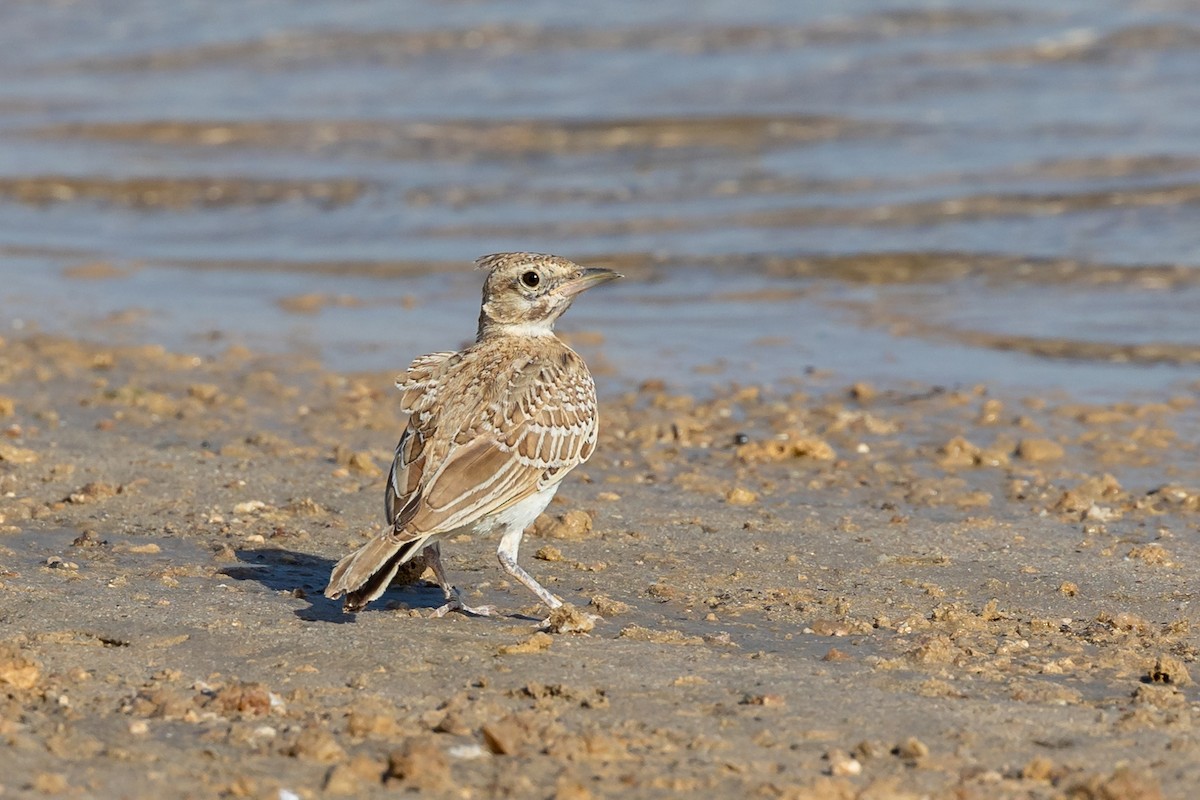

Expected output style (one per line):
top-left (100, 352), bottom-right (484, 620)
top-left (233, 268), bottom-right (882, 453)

top-left (1, 0), bottom-right (1199, 397)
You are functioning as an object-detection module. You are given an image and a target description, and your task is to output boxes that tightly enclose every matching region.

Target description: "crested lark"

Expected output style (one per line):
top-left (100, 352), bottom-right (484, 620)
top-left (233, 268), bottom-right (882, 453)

top-left (324, 252), bottom-right (620, 618)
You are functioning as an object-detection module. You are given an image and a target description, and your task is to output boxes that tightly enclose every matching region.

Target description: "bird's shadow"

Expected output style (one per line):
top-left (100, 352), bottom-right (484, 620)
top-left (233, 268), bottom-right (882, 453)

top-left (218, 547), bottom-right (446, 623)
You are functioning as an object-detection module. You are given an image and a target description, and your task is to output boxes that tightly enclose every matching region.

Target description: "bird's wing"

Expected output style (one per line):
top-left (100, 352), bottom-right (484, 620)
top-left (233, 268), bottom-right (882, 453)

top-left (392, 348), bottom-right (597, 537)
top-left (396, 351), bottom-right (459, 415)
top-left (386, 351), bottom-right (457, 526)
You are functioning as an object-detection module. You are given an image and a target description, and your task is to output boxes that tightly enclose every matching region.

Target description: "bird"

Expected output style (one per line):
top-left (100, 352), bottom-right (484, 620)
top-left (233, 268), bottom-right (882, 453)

top-left (324, 252), bottom-right (620, 620)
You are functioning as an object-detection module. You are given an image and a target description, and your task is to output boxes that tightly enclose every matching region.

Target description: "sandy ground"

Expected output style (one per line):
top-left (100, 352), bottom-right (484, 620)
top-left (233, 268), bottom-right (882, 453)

top-left (1, 331), bottom-right (1199, 799)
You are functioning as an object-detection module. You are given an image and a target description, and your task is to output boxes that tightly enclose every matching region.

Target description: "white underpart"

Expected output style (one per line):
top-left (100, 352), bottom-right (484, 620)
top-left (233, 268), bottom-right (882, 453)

top-left (470, 481), bottom-right (559, 536)
top-left (490, 320), bottom-right (556, 338)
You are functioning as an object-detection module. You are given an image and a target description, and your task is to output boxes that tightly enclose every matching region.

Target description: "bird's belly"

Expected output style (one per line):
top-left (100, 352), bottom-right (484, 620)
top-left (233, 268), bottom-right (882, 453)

top-left (469, 484), bottom-right (559, 537)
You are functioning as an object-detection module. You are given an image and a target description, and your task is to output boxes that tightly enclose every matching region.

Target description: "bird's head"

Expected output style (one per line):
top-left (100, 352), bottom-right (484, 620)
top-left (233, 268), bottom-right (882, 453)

top-left (474, 252), bottom-right (621, 339)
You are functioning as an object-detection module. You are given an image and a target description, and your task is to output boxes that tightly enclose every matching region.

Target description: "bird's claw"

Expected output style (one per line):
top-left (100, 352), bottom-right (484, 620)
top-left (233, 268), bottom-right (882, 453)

top-left (432, 599), bottom-right (496, 618)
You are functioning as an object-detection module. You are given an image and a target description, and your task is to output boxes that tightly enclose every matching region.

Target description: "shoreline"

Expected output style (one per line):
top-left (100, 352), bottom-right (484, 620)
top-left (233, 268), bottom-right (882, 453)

top-left (8, 262), bottom-right (1200, 404)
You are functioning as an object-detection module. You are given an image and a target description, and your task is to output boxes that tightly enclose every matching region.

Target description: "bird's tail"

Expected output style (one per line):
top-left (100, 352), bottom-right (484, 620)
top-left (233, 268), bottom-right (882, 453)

top-left (324, 534), bottom-right (429, 612)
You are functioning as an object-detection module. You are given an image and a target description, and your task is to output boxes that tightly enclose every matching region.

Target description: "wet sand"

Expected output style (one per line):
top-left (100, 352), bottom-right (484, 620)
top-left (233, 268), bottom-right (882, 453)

top-left (2, 331), bottom-right (1198, 798)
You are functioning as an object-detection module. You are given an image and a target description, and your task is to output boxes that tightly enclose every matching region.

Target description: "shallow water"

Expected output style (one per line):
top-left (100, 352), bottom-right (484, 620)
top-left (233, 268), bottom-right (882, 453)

top-left (1, 0), bottom-right (1199, 398)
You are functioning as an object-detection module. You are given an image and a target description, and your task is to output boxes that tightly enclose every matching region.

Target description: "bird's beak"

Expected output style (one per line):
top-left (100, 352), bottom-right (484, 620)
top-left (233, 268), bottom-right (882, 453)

top-left (559, 267), bottom-right (622, 297)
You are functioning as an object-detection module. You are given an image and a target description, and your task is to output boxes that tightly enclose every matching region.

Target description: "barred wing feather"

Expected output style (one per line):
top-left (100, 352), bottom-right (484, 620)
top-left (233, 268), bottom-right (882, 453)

top-left (392, 349), bottom-right (597, 537)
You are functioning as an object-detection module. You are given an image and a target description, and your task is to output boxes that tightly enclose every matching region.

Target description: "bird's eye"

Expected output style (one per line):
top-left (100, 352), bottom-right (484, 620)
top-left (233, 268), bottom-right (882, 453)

top-left (520, 270), bottom-right (541, 289)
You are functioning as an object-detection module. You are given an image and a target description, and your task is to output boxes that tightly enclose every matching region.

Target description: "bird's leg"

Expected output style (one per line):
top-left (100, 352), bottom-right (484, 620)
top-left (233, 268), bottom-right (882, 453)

top-left (496, 527), bottom-right (602, 630)
top-left (427, 542), bottom-right (495, 617)
top-left (497, 527), bottom-right (563, 611)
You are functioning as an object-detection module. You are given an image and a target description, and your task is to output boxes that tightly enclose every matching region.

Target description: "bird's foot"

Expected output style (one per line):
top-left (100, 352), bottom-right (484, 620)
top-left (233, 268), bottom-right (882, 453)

top-left (432, 597), bottom-right (496, 618)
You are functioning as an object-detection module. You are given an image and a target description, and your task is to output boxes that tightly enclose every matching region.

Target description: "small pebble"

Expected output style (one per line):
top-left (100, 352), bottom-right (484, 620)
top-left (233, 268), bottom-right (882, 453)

top-left (826, 748), bottom-right (862, 776)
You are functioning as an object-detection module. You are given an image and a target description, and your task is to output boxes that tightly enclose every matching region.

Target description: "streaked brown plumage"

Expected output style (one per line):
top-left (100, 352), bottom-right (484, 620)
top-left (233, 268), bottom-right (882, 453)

top-left (324, 253), bottom-right (620, 617)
